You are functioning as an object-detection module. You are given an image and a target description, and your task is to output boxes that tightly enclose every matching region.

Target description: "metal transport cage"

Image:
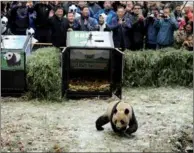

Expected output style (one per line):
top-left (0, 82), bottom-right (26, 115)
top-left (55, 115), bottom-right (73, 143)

top-left (1, 35), bottom-right (32, 96)
top-left (62, 31), bottom-right (124, 99)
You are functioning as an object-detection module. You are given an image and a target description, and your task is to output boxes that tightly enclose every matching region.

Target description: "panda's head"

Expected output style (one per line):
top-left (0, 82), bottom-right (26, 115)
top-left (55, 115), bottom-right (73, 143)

top-left (4, 52), bottom-right (13, 60)
top-left (69, 4), bottom-right (77, 14)
top-left (1, 16), bottom-right (8, 34)
top-left (112, 107), bottom-right (131, 131)
top-left (1, 16), bottom-right (8, 26)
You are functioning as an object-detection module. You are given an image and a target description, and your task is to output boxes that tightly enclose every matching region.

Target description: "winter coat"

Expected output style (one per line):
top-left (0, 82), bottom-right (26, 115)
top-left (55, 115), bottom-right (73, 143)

top-left (174, 10), bottom-right (183, 21)
top-left (49, 15), bottom-right (69, 47)
top-left (88, 3), bottom-right (101, 18)
top-left (8, 5), bottom-right (33, 35)
top-left (33, 3), bottom-right (53, 29)
top-left (107, 15), bottom-right (132, 49)
top-left (154, 17), bottom-right (179, 46)
top-left (75, 16), bottom-right (99, 31)
top-left (130, 14), bottom-right (145, 50)
top-left (145, 17), bottom-right (159, 45)
top-left (93, 9), bottom-right (116, 25)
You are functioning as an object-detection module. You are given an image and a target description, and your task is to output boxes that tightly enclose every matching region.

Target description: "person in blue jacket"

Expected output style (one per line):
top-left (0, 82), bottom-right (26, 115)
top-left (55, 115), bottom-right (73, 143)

top-left (107, 5), bottom-right (132, 51)
top-left (154, 7), bottom-right (179, 48)
top-left (75, 5), bottom-right (99, 31)
top-left (145, 7), bottom-right (160, 50)
top-left (93, 1), bottom-right (116, 25)
top-left (88, 1), bottom-right (101, 18)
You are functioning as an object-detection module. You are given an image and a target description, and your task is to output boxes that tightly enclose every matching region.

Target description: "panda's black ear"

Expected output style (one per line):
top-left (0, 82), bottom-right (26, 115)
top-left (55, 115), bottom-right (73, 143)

top-left (114, 109), bottom-right (117, 114)
top-left (125, 109), bottom-right (129, 115)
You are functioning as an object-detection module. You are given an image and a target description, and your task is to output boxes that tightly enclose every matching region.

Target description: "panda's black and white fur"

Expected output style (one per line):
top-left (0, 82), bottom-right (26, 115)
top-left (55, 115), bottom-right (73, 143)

top-left (68, 4), bottom-right (80, 19)
top-left (96, 101), bottom-right (138, 135)
top-left (1, 16), bottom-right (8, 35)
top-left (4, 52), bottom-right (21, 67)
top-left (26, 28), bottom-right (35, 36)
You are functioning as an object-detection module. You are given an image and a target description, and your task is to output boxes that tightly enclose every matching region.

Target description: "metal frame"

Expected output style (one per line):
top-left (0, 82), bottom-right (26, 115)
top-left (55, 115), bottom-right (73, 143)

top-left (61, 47), bottom-right (124, 99)
top-left (1, 35), bottom-right (29, 97)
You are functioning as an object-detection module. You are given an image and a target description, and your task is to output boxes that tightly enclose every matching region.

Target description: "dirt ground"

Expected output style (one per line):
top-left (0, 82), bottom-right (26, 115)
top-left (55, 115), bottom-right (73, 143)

top-left (1, 87), bottom-right (193, 152)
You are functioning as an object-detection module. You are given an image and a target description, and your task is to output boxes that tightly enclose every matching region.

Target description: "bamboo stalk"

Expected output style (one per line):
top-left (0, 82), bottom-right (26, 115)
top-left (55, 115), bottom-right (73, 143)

top-left (33, 43), bottom-right (65, 49)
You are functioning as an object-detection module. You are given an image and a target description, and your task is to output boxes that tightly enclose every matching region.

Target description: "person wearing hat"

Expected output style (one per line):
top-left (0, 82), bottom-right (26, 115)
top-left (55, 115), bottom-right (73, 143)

top-left (94, 1), bottom-right (116, 25)
top-left (98, 13), bottom-right (109, 31)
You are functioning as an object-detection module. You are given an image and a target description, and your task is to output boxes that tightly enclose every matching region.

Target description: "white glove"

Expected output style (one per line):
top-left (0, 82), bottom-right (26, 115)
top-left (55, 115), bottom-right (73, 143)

top-left (26, 28), bottom-right (35, 35)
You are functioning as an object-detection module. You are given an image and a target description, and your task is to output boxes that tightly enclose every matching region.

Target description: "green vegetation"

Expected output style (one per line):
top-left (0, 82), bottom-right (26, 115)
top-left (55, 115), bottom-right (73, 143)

top-left (26, 47), bottom-right (192, 100)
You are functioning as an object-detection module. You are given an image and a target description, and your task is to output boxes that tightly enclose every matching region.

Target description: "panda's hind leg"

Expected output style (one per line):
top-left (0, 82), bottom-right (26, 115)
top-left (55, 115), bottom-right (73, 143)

top-left (96, 115), bottom-right (109, 131)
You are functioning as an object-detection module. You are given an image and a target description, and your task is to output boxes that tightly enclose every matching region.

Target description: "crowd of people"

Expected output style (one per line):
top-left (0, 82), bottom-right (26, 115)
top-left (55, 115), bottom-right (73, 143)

top-left (1, 1), bottom-right (193, 51)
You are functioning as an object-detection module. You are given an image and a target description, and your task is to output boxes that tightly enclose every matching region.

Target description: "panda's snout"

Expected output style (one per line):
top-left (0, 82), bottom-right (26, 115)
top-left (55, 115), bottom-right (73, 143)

top-left (116, 125), bottom-right (122, 129)
top-left (116, 126), bottom-right (127, 131)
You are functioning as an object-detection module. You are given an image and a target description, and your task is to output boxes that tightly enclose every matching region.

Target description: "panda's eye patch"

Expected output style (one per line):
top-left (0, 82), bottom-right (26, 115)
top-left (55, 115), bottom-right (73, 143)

top-left (114, 109), bottom-right (117, 114)
top-left (120, 120), bottom-right (125, 125)
top-left (8, 54), bottom-right (11, 57)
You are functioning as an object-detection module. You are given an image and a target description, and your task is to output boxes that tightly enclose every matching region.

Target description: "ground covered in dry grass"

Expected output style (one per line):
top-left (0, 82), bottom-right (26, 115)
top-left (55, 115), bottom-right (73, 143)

top-left (1, 87), bottom-right (193, 152)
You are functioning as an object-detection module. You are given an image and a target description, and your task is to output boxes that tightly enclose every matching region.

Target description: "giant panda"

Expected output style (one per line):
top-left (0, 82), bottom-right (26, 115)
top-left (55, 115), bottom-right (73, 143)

top-left (96, 101), bottom-right (138, 135)
top-left (4, 52), bottom-right (21, 67)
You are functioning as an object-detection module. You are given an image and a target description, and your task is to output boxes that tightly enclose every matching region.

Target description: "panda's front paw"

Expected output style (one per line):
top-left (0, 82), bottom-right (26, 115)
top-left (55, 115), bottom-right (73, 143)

top-left (96, 126), bottom-right (104, 131)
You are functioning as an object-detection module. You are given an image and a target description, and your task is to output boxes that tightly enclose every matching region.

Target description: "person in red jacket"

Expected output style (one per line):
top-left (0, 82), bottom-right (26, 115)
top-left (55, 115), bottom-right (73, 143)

top-left (184, 4), bottom-right (193, 23)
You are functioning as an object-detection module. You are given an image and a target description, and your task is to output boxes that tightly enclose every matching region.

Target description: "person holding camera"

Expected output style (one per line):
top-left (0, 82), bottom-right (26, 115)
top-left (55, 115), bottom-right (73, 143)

top-left (130, 3), bottom-right (145, 51)
top-left (154, 7), bottom-right (179, 49)
top-left (145, 7), bottom-right (159, 50)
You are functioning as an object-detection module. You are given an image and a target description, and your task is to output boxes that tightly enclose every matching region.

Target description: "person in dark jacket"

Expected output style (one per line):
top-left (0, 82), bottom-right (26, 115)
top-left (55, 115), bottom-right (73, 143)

top-left (33, 2), bottom-right (53, 43)
top-left (125, 1), bottom-right (134, 18)
top-left (145, 7), bottom-right (159, 49)
top-left (131, 4), bottom-right (145, 51)
top-left (174, 4), bottom-right (183, 21)
top-left (67, 12), bottom-right (80, 31)
top-left (49, 6), bottom-right (69, 47)
top-left (8, 2), bottom-right (34, 35)
top-left (98, 13), bottom-right (110, 31)
top-left (154, 7), bottom-right (179, 48)
top-left (75, 5), bottom-right (99, 31)
top-left (107, 5), bottom-right (132, 51)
